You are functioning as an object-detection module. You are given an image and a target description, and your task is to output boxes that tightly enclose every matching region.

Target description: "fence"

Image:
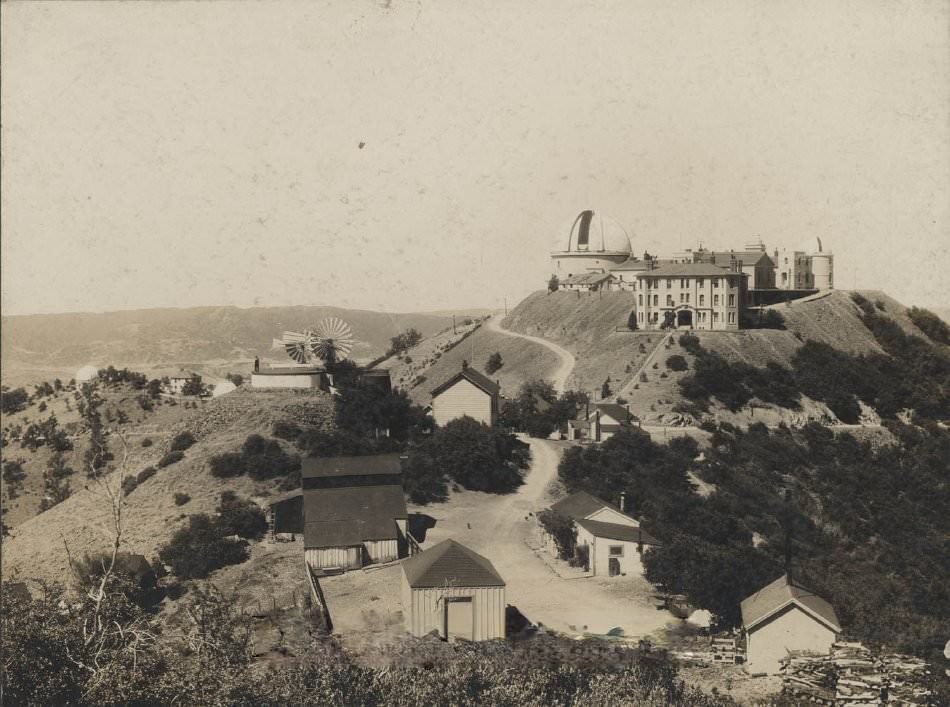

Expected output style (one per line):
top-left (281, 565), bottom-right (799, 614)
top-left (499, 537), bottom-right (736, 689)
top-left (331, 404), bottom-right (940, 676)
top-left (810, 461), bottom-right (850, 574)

top-left (305, 564), bottom-right (333, 633)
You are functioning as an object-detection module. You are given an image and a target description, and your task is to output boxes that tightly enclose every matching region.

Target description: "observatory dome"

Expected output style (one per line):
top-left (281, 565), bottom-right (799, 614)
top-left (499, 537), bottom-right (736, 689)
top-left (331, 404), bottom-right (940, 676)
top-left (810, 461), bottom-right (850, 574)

top-left (75, 365), bottom-right (98, 383)
top-left (551, 210), bottom-right (632, 255)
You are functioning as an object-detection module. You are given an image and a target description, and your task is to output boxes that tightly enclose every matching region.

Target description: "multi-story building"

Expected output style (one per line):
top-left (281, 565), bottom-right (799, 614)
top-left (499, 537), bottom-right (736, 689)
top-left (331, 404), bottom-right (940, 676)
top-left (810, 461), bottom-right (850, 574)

top-left (774, 237), bottom-right (834, 291)
top-left (631, 263), bottom-right (746, 330)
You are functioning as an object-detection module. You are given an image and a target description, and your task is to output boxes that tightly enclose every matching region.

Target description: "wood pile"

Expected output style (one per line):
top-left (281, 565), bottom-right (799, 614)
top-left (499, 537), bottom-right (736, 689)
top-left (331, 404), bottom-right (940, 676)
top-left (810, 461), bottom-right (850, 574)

top-left (781, 641), bottom-right (933, 706)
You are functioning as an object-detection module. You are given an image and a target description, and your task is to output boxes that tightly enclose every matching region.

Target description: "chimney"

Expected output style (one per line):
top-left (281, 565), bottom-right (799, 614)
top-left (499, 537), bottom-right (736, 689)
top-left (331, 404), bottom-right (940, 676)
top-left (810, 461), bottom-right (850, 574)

top-left (619, 492), bottom-right (626, 512)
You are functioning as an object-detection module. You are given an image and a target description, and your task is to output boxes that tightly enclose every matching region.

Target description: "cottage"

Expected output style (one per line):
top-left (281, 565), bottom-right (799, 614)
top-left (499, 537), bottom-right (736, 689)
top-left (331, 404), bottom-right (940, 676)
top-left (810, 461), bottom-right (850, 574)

top-left (741, 574), bottom-right (841, 675)
top-left (567, 402), bottom-right (637, 442)
top-left (544, 490), bottom-right (660, 577)
top-left (269, 454), bottom-right (409, 571)
top-left (430, 364), bottom-right (500, 428)
top-left (401, 539), bottom-right (506, 641)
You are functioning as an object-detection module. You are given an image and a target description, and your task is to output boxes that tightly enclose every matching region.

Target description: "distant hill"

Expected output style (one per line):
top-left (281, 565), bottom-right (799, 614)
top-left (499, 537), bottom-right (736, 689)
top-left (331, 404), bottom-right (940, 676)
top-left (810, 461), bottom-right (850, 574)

top-left (1, 305), bottom-right (454, 373)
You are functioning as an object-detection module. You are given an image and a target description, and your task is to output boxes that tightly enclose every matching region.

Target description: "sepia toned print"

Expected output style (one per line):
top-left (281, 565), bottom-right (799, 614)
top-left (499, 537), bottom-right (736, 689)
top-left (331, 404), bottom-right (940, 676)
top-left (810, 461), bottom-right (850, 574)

top-left (1, 2), bottom-right (947, 705)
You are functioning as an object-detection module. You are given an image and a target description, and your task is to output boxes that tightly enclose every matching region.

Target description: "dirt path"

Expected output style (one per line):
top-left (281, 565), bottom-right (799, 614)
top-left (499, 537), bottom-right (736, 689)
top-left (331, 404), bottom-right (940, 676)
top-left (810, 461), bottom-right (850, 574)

top-left (484, 315), bottom-right (576, 393)
top-left (418, 436), bottom-right (677, 639)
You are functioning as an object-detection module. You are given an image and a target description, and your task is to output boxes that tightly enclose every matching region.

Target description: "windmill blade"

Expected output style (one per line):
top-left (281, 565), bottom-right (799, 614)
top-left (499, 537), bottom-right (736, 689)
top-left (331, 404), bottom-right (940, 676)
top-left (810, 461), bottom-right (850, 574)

top-left (275, 330), bottom-right (316, 364)
top-left (311, 317), bottom-right (355, 363)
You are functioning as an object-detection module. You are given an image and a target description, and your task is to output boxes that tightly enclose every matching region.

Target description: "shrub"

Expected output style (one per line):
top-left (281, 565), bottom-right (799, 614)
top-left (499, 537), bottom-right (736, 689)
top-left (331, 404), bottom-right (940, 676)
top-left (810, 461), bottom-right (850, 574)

top-left (216, 491), bottom-right (267, 540)
top-left (639, 372), bottom-right (648, 383)
top-left (158, 514), bottom-right (249, 580)
top-left (136, 467), bottom-right (157, 484)
top-left (1, 387), bottom-right (29, 414)
top-left (209, 435), bottom-right (300, 481)
top-left (173, 492), bottom-right (191, 506)
top-left (908, 306), bottom-right (950, 345)
top-left (157, 451), bottom-right (185, 468)
top-left (537, 510), bottom-right (576, 560)
top-left (666, 355), bottom-right (688, 372)
top-left (169, 431), bottom-right (196, 452)
top-left (71, 550), bottom-right (160, 608)
top-left (141, 437), bottom-right (153, 448)
top-left (121, 476), bottom-right (139, 496)
top-left (485, 352), bottom-right (504, 375)
top-left (272, 420), bottom-right (302, 441)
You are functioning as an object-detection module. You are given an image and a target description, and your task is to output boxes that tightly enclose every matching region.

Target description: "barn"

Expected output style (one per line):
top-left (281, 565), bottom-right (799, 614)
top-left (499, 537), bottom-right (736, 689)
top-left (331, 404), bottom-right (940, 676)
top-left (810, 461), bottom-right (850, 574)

top-left (543, 490), bottom-right (660, 577)
top-left (741, 574), bottom-right (841, 674)
top-left (430, 364), bottom-right (500, 428)
top-left (270, 454), bottom-right (409, 571)
top-left (401, 539), bottom-right (506, 641)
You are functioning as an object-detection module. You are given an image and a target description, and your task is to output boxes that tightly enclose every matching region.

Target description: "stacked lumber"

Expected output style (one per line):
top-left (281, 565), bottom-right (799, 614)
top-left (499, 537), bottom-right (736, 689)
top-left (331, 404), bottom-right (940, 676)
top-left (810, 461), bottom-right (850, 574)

top-left (781, 641), bottom-right (934, 706)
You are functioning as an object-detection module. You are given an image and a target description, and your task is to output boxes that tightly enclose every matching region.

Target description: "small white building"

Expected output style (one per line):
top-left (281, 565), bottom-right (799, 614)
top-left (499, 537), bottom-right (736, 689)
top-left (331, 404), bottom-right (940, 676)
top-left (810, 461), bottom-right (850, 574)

top-left (559, 272), bottom-right (618, 293)
top-left (402, 539), bottom-right (506, 641)
top-left (250, 366), bottom-right (325, 390)
top-left (741, 574), bottom-right (841, 675)
top-left (567, 403), bottom-right (638, 442)
top-left (430, 365), bottom-right (500, 428)
top-left (544, 491), bottom-right (660, 577)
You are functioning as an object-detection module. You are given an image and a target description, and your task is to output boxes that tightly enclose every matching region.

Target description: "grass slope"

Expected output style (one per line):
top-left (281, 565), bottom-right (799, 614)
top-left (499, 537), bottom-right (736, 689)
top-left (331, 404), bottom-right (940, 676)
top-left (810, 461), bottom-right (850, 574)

top-left (2, 388), bottom-right (334, 586)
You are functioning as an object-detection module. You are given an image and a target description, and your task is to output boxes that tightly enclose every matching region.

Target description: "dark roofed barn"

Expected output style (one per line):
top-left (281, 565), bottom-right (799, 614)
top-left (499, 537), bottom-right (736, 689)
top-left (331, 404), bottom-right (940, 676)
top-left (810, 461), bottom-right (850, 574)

top-left (402, 539), bottom-right (506, 641)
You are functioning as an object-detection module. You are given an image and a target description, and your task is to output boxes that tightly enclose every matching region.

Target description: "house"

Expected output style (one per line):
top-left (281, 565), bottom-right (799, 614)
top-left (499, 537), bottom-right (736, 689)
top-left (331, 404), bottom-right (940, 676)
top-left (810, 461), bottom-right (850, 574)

top-left (269, 454), bottom-right (409, 571)
top-left (430, 364), bottom-right (500, 428)
top-left (401, 539), bottom-right (506, 641)
top-left (559, 271), bottom-right (618, 293)
top-left (567, 402), bottom-right (637, 442)
top-left (632, 262), bottom-right (747, 330)
top-left (741, 574), bottom-right (841, 675)
top-left (543, 490), bottom-right (660, 577)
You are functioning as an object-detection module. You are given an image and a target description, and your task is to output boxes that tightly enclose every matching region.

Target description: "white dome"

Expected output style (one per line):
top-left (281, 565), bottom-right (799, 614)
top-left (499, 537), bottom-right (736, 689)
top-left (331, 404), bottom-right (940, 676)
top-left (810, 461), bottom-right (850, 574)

top-left (551, 210), bottom-right (632, 255)
top-left (75, 365), bottom-right (98, 382)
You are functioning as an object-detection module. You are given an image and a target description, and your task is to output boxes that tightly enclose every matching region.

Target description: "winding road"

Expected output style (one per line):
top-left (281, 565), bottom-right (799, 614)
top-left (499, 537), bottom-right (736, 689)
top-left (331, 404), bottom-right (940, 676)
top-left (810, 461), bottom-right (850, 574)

top-left (484, 314), bottom-right (576, 392)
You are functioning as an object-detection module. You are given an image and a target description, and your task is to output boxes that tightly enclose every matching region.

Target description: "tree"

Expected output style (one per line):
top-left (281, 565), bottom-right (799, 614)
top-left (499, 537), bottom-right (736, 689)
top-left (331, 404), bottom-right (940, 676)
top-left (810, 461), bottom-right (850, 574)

top-left (601, 378), bottom-right (612, 399)
top-left (907, 306), bottom-right (950, 345)
top-left (665, 355), bottom-right (688, 372)
top-left (627, 310), bottom-right (638, 330)
top-left (485, 352), bottom-right (504, 374)
top-left (388, 328), bottom-right (423, 356)
top-left (1, 386), bottom-right (28, 414)
top-left (215, 491), bottom-right (267, 540)
top-left (181, 374), bottom-right (206, 397)
top-left (424, 417), bottom-right (529, 494)
top-left (159, 515), bottom-right (249, 580)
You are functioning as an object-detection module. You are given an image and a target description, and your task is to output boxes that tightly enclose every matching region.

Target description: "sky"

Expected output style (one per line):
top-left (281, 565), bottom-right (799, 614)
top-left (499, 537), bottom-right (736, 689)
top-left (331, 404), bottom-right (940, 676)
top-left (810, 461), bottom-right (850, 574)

top-left (2, 0), bottom-right (948, 316)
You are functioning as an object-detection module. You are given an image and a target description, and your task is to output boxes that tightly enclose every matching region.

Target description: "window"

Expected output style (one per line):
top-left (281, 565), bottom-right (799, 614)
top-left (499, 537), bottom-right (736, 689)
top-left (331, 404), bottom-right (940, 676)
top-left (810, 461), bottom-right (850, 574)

top-left (685, 293), bottom-right (690, 303)
top-left (713, 278), bottom-right (720, 288)
top-left (728, 312), bottom-right (735, 323)
top-left (699, 294), bottom-right (705, 306)
top-left (638, 311), bottom-right (643, 322)
top-left (680, 278), bottom-right (688, 288)
top-left (697, 278), bottom-right (704, 287)
top-left (714, 312), bottom-right (720, 321)
top-left (666, 279), bottom-right (672, 289)
top-left (653, 295), bottom-right (658, 306)
top-left (609, 545), bottom-right (624, 557)
top-left (714, 294), bottom-right (720, 306)
top-left (679, 293), bottom-right (685, 303)
top-left (667, 295), bottom-right (674, 306)
top-left (728, 294), bottom-right (735, 306)
top-left (638, 294), bottom-right (643, 305)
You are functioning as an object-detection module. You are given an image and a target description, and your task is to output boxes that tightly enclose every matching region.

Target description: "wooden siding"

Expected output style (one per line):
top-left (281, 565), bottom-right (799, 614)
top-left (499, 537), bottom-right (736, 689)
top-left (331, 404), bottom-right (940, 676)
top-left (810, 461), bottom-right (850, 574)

top-left (586, 507), bottom-right (639, 527)
top-left (306, 546), bottom-right (361, 570)
top-left (251, 372), bottom-right (322, 389)
top-left (432, 378), bottom-right (495, 427)
top-left (402, 574), bottom-right (505, 641)
top-left (746, 604), bottom-right (837, 674)
top-left (576, 525), bottom-right (646, 577)
top-left (365, 539), bottom-right (399, 564)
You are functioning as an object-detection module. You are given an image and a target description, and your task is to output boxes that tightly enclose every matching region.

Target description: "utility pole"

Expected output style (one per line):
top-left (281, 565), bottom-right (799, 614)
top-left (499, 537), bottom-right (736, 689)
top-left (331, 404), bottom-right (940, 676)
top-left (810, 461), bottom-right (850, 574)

top-left (452, 315), bottom-right (457, 335)
top-left (504, 296), bottom-right (508, 317)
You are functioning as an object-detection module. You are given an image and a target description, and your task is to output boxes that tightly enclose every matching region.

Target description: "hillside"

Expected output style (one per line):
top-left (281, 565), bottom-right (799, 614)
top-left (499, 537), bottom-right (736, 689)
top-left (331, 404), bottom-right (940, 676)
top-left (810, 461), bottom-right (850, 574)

top-left (2, 388), bottom-right (334, 585)
top-left (0, 305), bottom-right (454, 383)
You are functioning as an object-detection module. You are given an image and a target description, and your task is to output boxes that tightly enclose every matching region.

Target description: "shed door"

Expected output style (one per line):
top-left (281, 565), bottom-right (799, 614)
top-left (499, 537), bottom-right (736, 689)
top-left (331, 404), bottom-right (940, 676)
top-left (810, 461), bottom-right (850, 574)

top-left (608, 557), bottom-right (621, 576)
top-left (444, 597), bottom-right (474, 641)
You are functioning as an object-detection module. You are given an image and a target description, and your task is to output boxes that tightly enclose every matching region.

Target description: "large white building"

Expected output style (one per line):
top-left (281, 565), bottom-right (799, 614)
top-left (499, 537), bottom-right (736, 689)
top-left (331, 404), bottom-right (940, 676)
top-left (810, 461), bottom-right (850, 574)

top-left (773, 237), bottom-right (834, 291)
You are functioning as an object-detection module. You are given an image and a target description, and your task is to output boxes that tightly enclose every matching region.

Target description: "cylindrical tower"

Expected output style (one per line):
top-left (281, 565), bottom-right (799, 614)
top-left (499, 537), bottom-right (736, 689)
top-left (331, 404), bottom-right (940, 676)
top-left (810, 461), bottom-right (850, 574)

top-left (550, 210), bottom-right (632, 278)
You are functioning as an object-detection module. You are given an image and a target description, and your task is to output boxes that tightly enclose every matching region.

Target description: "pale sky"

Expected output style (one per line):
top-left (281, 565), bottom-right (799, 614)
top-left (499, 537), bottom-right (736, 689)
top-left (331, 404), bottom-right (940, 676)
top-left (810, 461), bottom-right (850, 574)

top-left (2, 0), bottom-right (948, 316)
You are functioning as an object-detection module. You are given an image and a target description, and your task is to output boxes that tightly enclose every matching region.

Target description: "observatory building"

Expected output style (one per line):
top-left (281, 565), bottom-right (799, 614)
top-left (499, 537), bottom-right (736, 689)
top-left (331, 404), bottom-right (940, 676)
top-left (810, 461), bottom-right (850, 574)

top-left (550, 210), bottom-right (632, 279)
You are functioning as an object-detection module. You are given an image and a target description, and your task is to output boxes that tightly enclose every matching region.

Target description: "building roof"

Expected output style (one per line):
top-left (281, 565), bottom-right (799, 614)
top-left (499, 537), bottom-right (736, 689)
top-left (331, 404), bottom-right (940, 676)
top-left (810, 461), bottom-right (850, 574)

top-left (592, 403), bottom-right (637, 423)
top-left (706, 251), bottom-right (774, 268)
top-left (303, 483), bottom-right (407, 548)
top-left (402, 539), bottom-right (505, 588)
top-left (252, 367), bottom-right (324, 376)
top-left (550, 490), bottom-right (626, 522)
top-left (637, 263), bottom-right (743, 278)
top-left (741, 574), bottom-right (841, 633)
top-left (611, 257), bottom-right (651, 271)
top-left (562, 272), bottom-right (616, 286)
top-left (551, 209), bottom-right (632, 255)
top-left (302, 454), bottom-right (404, 479)
top-left (430, 366), bottom-right (500, 399)
top-left (575, 518), bottom-right (660, 546)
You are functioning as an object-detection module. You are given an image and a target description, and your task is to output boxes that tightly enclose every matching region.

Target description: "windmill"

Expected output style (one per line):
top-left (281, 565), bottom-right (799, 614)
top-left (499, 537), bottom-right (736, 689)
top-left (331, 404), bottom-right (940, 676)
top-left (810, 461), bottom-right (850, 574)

top-left (271, 317), bottom-right (355, 369)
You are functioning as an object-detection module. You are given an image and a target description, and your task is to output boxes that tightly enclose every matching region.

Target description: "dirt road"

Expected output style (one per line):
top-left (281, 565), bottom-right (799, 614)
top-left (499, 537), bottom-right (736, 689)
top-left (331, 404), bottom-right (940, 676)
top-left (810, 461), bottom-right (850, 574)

top-left (484, 315), bottom-right (576, 392)
top-left (419, 436), bottom-right (676, 638)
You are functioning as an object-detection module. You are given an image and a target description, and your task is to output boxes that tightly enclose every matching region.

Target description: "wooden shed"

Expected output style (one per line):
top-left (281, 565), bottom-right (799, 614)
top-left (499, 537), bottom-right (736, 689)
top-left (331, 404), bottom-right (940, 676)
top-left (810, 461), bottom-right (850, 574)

top-left (430, 365), bottom-right (500, 428)
top-left (401, 539), bottom-right (506, 641)
top-left (741, 574), bottom-right (841, 674)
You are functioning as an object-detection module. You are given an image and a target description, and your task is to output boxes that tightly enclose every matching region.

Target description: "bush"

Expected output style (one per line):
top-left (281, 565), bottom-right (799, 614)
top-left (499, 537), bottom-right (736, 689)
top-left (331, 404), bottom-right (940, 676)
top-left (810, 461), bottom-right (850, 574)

top-left (485, 352), bottom-right (504, 375)
top-left (271, 420), bottom-right (302, 441)
top-left (169, 431), bottom-right (196, 452)
top-left (209, 435), bottom-right (300, 481)
top-left (158, 514), bottom-right (249, 580)
top-left (1, 387), bottom-right (29, 414)
top-left (121, 475), bottom-right (139, 496)
top-left (141, 437), bottom-right (153, 448)
top-left (157, 451), bottom-right (185, 468)
top-left (537, 510), bottom-right (576, 560)
top-left (71, 550), bottom-right (160, 608)
top-left (908, 306), bottom-right (950, 345)
top-left (666, 355), bottom-right (688, 372)
top-left (136, 467), bottom-right (157, 484)
top-left (216, 491), bottom-right (267, 540)
top-left (173, 492), bottom-right (191, 506)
